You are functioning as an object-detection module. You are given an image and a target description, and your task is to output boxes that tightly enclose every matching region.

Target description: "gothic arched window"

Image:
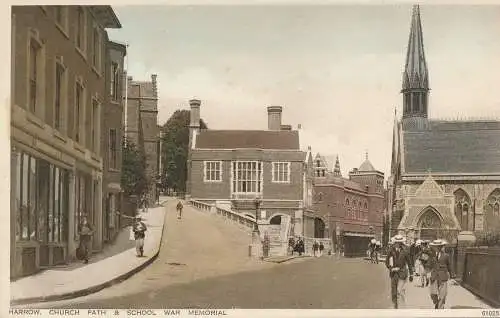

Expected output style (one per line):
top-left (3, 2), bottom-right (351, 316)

top-left (454, 189), bottom-right (472, 231)
top-left (485, 188), bottom-right (500, 231)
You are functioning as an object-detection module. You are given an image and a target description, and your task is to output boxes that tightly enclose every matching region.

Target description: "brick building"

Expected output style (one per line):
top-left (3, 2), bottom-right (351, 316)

top-left (101, 40), bottom-right (126, 243)
top-left (187, 100), bottom-right (313, 242)
top-left (125, 74), bottom-right (160, 206)
top-left (10, 6), bottom-right (121, 278)
top-left (312, 154), bottom-right (385, 257)
top-left (388, 5), bottom-right (500, 244)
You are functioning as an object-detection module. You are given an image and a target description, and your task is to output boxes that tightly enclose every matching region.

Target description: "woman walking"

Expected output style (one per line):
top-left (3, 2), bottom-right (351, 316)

top-left (78, 216), bottom-right (94, 264)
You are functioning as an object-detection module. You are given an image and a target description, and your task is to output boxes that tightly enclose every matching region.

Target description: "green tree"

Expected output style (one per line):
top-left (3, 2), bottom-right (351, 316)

top-left (161, 110), bottom-right (207, 192)
top-left (121, 138), bottom-right (148, 196)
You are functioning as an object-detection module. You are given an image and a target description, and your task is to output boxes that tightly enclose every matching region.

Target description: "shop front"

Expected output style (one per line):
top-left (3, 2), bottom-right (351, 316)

top-left (11, 149), bottom-right (70, 278)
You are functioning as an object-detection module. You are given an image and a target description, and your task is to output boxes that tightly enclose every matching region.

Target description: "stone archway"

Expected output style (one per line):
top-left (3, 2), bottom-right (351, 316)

top-left (314, 217), bottom-right (326, 238)
top-left (417, 207), bottom-right (443, 241)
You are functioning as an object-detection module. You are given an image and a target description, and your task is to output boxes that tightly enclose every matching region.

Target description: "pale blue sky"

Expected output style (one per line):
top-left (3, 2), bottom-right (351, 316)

top-left (108, 5), bottom-right (500, 177)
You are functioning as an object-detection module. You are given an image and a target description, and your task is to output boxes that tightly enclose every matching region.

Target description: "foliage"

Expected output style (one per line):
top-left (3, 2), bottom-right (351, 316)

top-left (161, 109), bottom-right (207, 192)
top-left (121, 138), bottom-right (147, 196)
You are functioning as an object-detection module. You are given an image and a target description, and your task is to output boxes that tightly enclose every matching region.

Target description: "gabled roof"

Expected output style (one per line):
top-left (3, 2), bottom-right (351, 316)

top-left (195, 130), bottom-right (300, 150)
top-left (359, 159), bottom-right (376, 172)
top-left (403, 120), bottom-right (500, 174)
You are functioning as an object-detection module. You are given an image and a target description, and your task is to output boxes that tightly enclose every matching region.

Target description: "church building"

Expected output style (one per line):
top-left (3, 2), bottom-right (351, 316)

top-left (388, 5), bottom-right (500, 244)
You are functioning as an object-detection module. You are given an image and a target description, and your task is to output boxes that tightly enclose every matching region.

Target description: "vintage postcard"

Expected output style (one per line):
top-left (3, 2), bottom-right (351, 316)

top-left (4, 1), bottom-right (500, 317)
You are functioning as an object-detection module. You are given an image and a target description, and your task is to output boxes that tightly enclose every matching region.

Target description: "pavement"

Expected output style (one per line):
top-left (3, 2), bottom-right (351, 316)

top-left (10, 199), bottom-right (168, 306)
top-left (16, 199), bottom-right (274, 308)
top-left (264, 255), bottom-right (310, 263)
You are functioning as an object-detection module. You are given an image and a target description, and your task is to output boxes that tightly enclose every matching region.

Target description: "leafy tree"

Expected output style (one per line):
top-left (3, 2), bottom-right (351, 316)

top-left (161, 110), bottom-right (207, 192)
top-left (121, 138), bottom-right (148, 196)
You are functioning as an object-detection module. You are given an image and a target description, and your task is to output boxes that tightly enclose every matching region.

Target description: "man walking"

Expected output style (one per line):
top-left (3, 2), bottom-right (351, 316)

top-left (133, 216), bottom-right (147, 257)
top-left (385, 234), bottom-right (414, 309)
top-left (176, 200), bottom-right (183, 219)
top-left (428, 239), bottom-right (455, 309)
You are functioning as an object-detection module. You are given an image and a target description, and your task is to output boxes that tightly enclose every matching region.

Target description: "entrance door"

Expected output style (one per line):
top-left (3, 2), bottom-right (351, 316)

top-left (417, 207), bottom-right (442, 241)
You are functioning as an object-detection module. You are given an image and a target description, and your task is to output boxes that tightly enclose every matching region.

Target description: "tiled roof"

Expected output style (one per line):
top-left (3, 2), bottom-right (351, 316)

top-left (195, 130), bottom-right (300, 150)
top-left (359, 159), bottom-right (376, 172)
top-left (403, 120), bottom-right (500, 174)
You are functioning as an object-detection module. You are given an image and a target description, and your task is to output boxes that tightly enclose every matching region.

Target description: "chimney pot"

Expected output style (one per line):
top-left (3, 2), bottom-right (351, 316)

top-left (267, 106), bottom-right (283, 130)
top-left (189, 99), bottom-right (201, 128)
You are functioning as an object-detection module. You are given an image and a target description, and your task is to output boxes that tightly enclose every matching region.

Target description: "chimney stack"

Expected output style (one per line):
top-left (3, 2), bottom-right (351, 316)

top-left (267, 106), bottom-right (282, 131)
top-left (151, 74), bottom-right (158, 98)
top-left (189, 99), bottom-right (201, 129)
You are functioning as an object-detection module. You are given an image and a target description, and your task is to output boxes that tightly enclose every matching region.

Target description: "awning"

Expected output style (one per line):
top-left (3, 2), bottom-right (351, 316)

top-left (343, 232), bottom-right (375, 238)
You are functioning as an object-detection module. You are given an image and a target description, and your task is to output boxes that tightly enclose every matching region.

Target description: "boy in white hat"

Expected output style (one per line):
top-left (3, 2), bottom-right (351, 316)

top-left (385, 234), bottom-right (414, 309)
top-left (428, 239), bottom-right (455, 309)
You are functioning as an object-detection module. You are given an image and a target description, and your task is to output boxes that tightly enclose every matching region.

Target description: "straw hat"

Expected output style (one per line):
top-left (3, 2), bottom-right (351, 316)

top-left (429, 239), bottom-right (446, 246)
top-left (371, 238), bottom-right (376, 244)
top-left (415, 239), bottom-right (422, 246)
top-left (392, 234), bottom-right (405, 244)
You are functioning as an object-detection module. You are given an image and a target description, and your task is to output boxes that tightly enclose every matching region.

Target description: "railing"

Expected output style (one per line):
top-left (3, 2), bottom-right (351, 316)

top-left (190, 200), bottom-right (256, 232)
top-left (462, 247), bottom-right (500, 307)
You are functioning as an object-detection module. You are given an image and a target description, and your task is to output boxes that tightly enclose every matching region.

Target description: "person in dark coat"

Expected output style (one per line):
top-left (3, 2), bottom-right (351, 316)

top-left (176, 201), bottom-right (183, 219)
top-left (428, 239), bottom-right (455, 309)
top-left (288, 237), bottom-right (295, 256)
top-left (78, 216), bottom-right (94, 264)
top-left (418, 240), bottom-right (433, 287)
top-left (313, 241), bottom-right (319, 257)
top-left (385, 235), bottom-right (414, 309)
top-left (133, 216), bottom-right (147, 257)
top-left (319, 242), bottom-right (324, 257)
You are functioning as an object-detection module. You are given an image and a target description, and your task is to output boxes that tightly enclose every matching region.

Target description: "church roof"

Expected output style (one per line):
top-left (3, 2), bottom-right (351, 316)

top-left (403, 120), bottom-right (500, 174)
top-left (359, 159), bottom-right (376, 172)
top-left (195, 130), bottom-right (300, 150)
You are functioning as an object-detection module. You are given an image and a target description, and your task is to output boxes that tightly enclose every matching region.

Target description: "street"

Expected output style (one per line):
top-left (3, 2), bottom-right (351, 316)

top-left (44, 257), bottom-right (392, 309)
top-left (27, 200), bottom-right (392, 309)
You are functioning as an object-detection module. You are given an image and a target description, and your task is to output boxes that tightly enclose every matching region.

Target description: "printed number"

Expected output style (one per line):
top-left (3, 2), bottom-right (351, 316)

top-left (482, 310), bottom-right (500, 317)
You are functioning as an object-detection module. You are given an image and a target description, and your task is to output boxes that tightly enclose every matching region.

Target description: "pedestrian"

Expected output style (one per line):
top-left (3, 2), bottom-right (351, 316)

top-left (368, 238), bottom-right (377, 263)
top-left (418, 240), bottom-right (433, 287)
top-left (313, 241), bottom-right (319, 257)
top-left (176, 200), bottom-right (183, 219)
top-left (374, 241), bottom-right (382, 264)
top-left (78, 216), bottom-right (94, 264)
top-left (428, 239), bottom-right (455, 309)
top-left (288, 237), bottom-right (295, 256)
top-left (319, 242), bottom-right (324, 257)
top-left (262, 232), bottom-right (270, 258)
top-left (133, 216), bottom-right (147, 257)
top-left (385, 234), bottom-right (414, 309)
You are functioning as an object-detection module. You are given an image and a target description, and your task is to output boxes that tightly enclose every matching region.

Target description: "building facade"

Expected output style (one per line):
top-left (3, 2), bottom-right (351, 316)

top-left (10, 5), bottom-right (121, 278)
top-left (312, 155), bottom-right (385, 256)
top-left (126, 74), bottom-right (160, 205)
top-left (187, 101), bottom-right (310, 240)
top-left (101, 40), bottom-right (126, 243)
top-left (388, 5), bottom-right (500, 244)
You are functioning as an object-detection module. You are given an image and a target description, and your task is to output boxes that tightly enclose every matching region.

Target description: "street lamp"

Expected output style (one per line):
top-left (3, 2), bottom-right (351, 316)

top-left (253, 197), bottom-right (262, 233)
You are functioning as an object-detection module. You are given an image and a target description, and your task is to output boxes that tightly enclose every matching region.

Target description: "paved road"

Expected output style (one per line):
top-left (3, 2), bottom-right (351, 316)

top-left (26, 200), bottom-right (392, 309)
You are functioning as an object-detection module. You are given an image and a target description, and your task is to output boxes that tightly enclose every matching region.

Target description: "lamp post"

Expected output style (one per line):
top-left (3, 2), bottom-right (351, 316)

top-left (250, 196), bottom-right (262, 258)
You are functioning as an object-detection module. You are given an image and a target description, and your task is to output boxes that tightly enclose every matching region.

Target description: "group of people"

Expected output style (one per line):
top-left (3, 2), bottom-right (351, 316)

top-left (312, 241), bottom-right (325, 257)
top-left (368, 238), bottom-right (382, 264)
top-left (76, 213), bottom-right (149, 263)
top-left (385, 234), bottom-right (455, 309)
top-left (288, 237), bottom-right (305, 256)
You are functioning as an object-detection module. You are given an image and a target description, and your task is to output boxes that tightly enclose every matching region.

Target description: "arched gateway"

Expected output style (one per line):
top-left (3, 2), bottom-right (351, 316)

top-left (417, 207), bottom-right (442, 241)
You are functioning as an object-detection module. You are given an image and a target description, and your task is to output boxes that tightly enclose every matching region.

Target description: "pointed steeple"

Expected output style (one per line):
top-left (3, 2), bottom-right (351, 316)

top-left (402, 4), bottom-right (430, 123)
top-left (334, 155), bottom-right (342, 177)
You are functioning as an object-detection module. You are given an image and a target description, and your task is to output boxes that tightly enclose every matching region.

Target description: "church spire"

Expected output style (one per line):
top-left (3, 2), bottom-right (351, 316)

top-left (402, 4), bottom-right (430, 122)
top-left (334, 155), bottom-right (342, 177)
